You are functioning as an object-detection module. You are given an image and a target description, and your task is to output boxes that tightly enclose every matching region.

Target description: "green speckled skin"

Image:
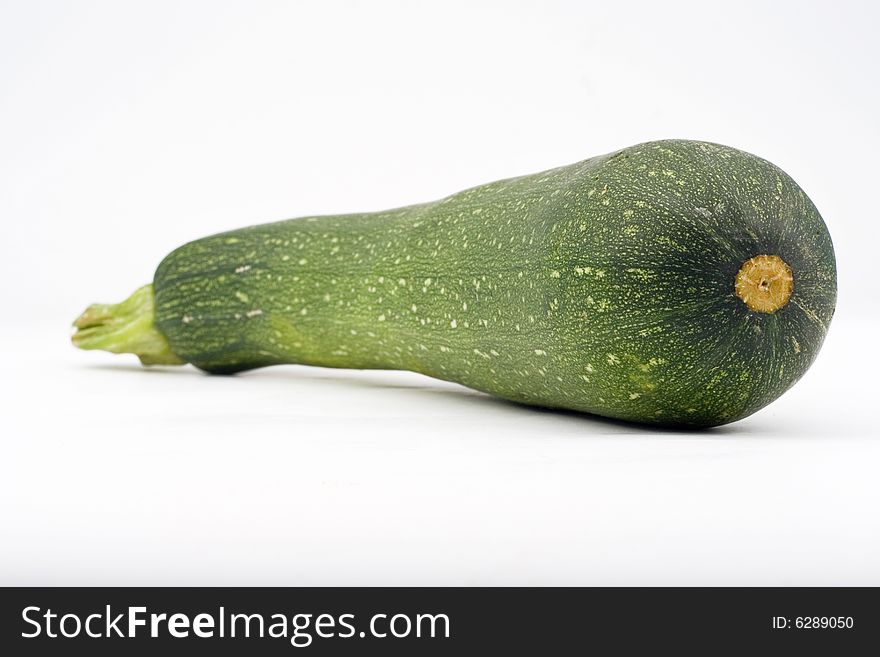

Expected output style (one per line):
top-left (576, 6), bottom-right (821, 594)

top-left (153, 140), bottom-right (836, 427)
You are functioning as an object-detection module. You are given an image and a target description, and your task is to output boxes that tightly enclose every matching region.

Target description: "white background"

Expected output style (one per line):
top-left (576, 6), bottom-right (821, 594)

top-left (1, 0), bottom-right (878, 585)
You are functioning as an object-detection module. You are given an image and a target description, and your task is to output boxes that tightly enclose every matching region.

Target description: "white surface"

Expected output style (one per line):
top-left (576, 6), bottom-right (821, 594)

top-left (2, 318), bottom-right (879, 586)
top-left (1, 1), bottom-right (879, 585)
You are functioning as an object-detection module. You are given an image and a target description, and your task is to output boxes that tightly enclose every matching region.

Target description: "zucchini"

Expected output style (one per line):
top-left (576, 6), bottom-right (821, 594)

top-left (72, 140), bottom-right (836, 427)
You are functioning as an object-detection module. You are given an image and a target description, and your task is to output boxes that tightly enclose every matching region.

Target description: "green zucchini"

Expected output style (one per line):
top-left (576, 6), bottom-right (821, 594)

top-left (72, 140), bottom-right (836, 427)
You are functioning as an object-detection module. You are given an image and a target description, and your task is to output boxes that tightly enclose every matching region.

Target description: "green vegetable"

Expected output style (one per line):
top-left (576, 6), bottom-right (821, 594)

top-left (72, 140), bottom-right (836, 427)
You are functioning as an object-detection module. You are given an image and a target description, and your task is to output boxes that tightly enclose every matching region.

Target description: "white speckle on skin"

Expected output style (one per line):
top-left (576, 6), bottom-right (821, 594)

top-left (450, 319), bottom-right (457, 328)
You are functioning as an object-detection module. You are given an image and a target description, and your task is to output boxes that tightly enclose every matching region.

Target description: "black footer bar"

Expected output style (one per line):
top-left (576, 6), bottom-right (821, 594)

top-left (1, 586), bottom-right (876, 654)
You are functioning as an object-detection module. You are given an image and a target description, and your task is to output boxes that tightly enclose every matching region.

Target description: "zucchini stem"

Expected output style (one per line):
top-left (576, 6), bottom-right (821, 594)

top-left (71, 284), bottom-right (185, 365)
